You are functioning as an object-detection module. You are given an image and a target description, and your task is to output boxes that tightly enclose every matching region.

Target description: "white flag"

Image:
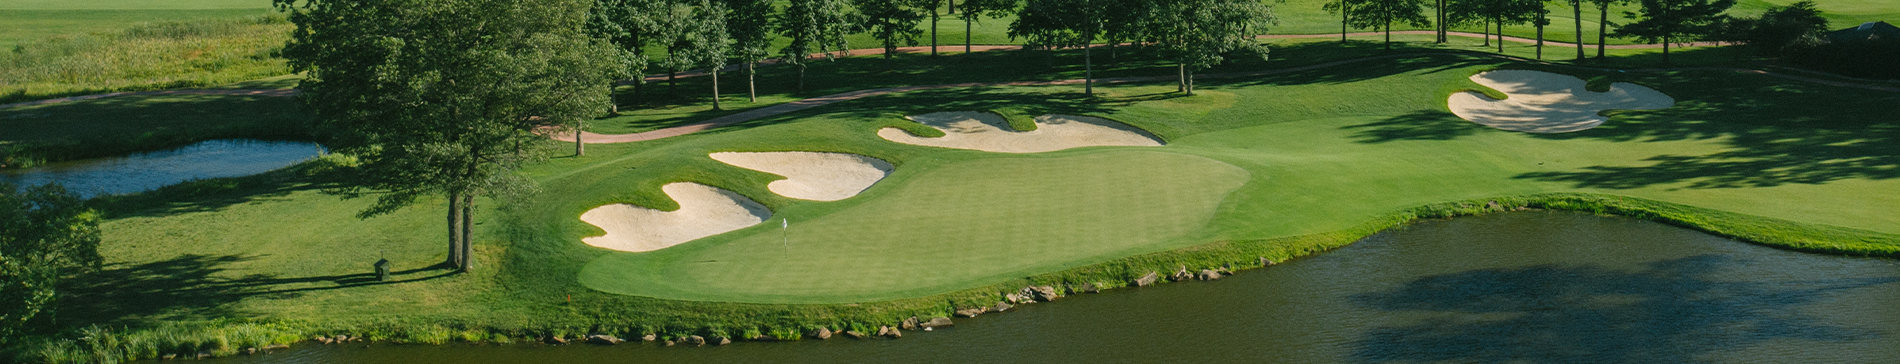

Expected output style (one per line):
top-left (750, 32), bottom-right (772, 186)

top-left (782, 218), bottom-right (788, 228)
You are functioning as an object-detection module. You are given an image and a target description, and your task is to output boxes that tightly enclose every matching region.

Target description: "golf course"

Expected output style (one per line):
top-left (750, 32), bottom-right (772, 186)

top-left (3, 0), bottom-right (1899, 361)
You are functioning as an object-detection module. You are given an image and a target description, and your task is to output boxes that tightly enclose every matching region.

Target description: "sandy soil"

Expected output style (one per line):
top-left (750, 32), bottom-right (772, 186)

top-left (878, 112), bottom-right (1163, 153)
top-left (580, 182), bottom-right (771, 252)
top-left (709, 152), bottom-right (894, 201)
top-left (1449, 70), bottom-right (1675, 133)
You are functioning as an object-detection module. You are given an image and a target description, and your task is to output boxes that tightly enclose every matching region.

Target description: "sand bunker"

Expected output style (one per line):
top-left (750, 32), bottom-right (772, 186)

top-left (878, 111), bottom-right (1163, 153)
top-left (1448, 70), bottom-right (1675, 133)
top-left (709, 152), bottom-right (894, 201)
top-left (580, 182), bottom-right (771, 252)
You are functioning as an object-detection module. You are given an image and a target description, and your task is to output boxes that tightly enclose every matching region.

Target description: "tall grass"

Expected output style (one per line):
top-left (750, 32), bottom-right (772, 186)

top-left (20, 322), bottom-right (301, 364)
top-left (0, 15), bottom-right (293, 104)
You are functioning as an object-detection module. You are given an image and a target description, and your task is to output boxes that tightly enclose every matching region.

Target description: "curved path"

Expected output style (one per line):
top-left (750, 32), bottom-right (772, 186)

top-left (0, 89), bottom-right (299, 110)
top-left (562, 51), bottom-right (1900, 144)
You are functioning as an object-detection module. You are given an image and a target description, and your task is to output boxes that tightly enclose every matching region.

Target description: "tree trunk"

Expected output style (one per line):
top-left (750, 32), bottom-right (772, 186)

top-left (668, 71), bottom-right (677, 94)
top-left (1385, 20), bottom-right (1392, 50)
top-left (1185, 67), bottom-right (1195, 96)
top-left (445, 192), bottom-right (462, 269)
top-left (747, 62), bottom-right (757, 102)
top-left (1437, 0), bottom-right (1447, 43)
top-left (575, 129), bottom-right (584, 156)
top-left (1342, 7), bottom-right (1350, 43)
top-left (965, 19), bottom-right (973, 53)
top-left (931, 13), bottom-right (940, 56)
top-left (1574, 0), bottom-right (1585, 60)
top-left (1084, 43), bottom-right (1094, 96)
top-left (459, 194), bottom-right (474, 272)
top-left (1177, 63), bottom-right (1185, 92)
top-left (711, 68), bottom-right (722, 110)
top-left (1496, 16), bottom-right (1505, 53)
top-left (1484, 22), bottom-right (1492, 46)
top-left (1536, 23), bottom-right (1545, 59)
top-left (1662, 34), bottom-right (1671, 64)
top-left (948, 0), bottom-right (956, 14)
top-left (797, 63), bottom-right (807, 93)
top-left (1597, 2), bottom-right (1608, 59)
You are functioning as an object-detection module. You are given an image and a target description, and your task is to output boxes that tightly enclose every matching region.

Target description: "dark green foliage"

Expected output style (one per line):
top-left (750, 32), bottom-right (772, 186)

top-left (1710, 1), bottom-right (1829, 56)
top-left (1613, 0), bottom-right (1735, 63)
top-left (776, 0), bottom-right (858, 91)
top-left (275, 0), bottom-right (629, 270)
top-left (1146, 0), bottom-right (1277, 94)
top-left (855, 0), bottom-right (928, 62)
top-left (0, 183), bottom-right (102, 343)
top-left (1348, 0), bottom-right (1434, 49)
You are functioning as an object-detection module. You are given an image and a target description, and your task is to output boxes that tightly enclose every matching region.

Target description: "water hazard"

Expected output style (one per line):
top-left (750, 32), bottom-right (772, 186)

top-left (1, 139), bottom-right (323, 197)
top-left (215, 211), bottom-right (1900, 363)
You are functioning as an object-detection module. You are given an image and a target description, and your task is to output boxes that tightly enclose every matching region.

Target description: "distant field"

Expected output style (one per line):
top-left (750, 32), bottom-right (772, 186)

top-left (0, 0), bottom-right (275, 49)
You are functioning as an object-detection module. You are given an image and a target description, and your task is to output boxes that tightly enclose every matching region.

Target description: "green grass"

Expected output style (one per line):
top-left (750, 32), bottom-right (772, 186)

top-left (8, 34), bottom-right (1900, 363)
top-left (0, 15), bottom-right (293, 104)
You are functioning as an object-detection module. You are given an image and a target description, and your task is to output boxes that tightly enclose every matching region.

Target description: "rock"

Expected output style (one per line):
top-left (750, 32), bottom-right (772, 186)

top-left (1259, 257), bottom-right (1276, 266)
top-left (545, 335), bottom-right (568, 345)
top-left (683, 335), bottom-right (706, 346)
top-left (243, 347), bottom-right (257, 355)
top-left (664, 340), bottom-right (676, 346)
top-left (716, 337), bottom-right (732, 345)
top-left (1172, 265), bottom-right (1191, 280)
top-left (752, 335), bottom-right (776, 341)
top-left (843, 331), bottom-right (865, 339)
top-left (1136, 271), bottom-right (1159, 286)
top-left (901, 316), bottom-right (920, 330)
top-left (1004, 292), bottom-right (1024, 304)
top-left (1030, 286), bottom-right (1059, 301)
top-left (1080, 282), bottom-right (1100, 293)
top-left (264, 344), bottom-right (289, 350)
top-left (876, 326), bottom-right (890, 336)
top-left (586, 334), bottom-right (623, 345)
top-left (313, 336), bottom-right (332, 344)
top-left (922, 317), bottom-right (955, 328)
top-left (335, 335), bottom-right (351, 342)
top-left (992, 301), bottom-right (1012, 312)
top-left (879, 326), bottom-right (901, 338)
top-left (1198, 269), bottom-right (1223, 280)
top-left (197, 351), bottom-right (212, 359)
top-left (162, 354), bottom-right (177, 360)
top-left (812, 327), bottom-right (833, 340)
top-left (1220, 263), bottom-right (1233, 274)
top-left (1486, 200), bottom-right (1503, 210)
top-left (955, 307), bottom-right (987, 317)
top-left (641, 334), bottom-right (657, 342)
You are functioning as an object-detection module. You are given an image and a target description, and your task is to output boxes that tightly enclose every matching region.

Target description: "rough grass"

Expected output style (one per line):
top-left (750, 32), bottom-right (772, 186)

top-left (0, 93), bottom-right (310, 168)
top-left (0, 15), bottom-right (292, 104)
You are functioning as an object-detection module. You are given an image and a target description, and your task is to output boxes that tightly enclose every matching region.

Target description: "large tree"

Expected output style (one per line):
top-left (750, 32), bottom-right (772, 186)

top-left (1715, 1), bottom-right (1828, 56)
top-left (0, 183), bottom-right (100, 341)
top-left (955, 0), bottom-right (1015, 53)
top-left (1349, 0), bottom-right (1434, 50)
top-left (277, 0), bottom-right (628, 271)
top-left (1448, 0), bottom-right (1542, 52)
top-left (1615, 0), bottom-right (1735, 63)
top-left (776, 0), bottom-right (857, 92)
top-left (677, 0), bottom-right (732, 110)
top-left (1323, 0), bottom-right (1366, 43)
top-left (1147, 0), bottom-right (1275, 96)
top-left (725, 0), bottom-right (774, 102)
top-left (1588, 0), bottom-right (1625, 58)
top-left (1010, 0), bottom-right (1110, 95)
top-left (855, 0), bottom-right (927, 63)
top-left (584, 0), bottom-right (661, 155)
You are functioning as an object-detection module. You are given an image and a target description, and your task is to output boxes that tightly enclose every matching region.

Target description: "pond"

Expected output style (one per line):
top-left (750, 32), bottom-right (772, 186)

top-left (1, 139), bottom-right (324, 197)
top-left (214, 211), bottom-right (1900, 363)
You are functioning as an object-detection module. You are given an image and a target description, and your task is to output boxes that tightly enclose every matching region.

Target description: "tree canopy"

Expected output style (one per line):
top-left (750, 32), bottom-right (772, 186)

top-left (777, 0), bottom-right (858, 91)
top-left (1615, 0), bottom-right (1736, 63)
top-left (276, 0), bottom-right (629, 271)
top-left (0, 182), bottom-right (100, 341)
top-left (1147, 0), bottom-right (1276, 95)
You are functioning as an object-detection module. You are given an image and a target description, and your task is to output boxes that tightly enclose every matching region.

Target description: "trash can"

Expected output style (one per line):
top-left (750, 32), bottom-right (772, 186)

top-left (374, 258), bottom-right (391, 281)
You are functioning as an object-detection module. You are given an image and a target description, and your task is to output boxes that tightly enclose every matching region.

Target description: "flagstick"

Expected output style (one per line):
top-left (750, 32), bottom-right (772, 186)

top-left (781, 218), bottom-right (789, 255)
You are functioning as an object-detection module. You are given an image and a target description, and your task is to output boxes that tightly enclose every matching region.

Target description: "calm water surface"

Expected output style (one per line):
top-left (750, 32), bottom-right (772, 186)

top-left (215, 211), bottom-right (1900, 364)
top-left (2, 139), bottom-right (323, 197)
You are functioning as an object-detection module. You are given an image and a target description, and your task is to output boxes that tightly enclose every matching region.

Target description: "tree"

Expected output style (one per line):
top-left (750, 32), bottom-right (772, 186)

top-left (1615, 0), bottom-right (1735, 64)
top-left (1323, 0), bottom-right (1366, 43)
top-left (1147, 0), bottom-right (1275, 96)
top-left (1010, 0), bottom-right (1110, 95)
top-left (1712, 1), bottom-right (1828, 56)
top-left (1449, 0), bottom-right (1542, 52)
top-left (1532, 0), bottom-right (1551, 58)
top-left (1587, 0), bottom-right (1625, 58)
top-left (277, 0), bottom-right (628, 271)
top-left (856, 0), bottom-right (927, 63)
top-left (1564, 0), bottom-right (1585, 59)
top-left (918, 0), bottom-right (945, 55)
top-left (777, 0), bottom-right (856, 92)
top-left (677, 0), bottom-right (732, 110)
top-left (0, 183), bottom-right (101, 341)
top-left (585, 0), bottom-right (663, 155)
top-left (956, 0), bottom-right (1015, 53)
top-left (725, 0), bottom-right (774, 102)
top-left (1349, 0), bottom-right (1433, 50)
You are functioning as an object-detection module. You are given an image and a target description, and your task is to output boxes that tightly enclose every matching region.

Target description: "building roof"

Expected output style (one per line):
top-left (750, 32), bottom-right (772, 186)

top-left (1829, 21), bottom-right (1900, 43)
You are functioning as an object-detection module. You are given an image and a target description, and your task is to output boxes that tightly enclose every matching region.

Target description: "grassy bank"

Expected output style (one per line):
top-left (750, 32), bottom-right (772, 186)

top-left (0, 15), bottom-right (293, 105)
top-left (6, 35), bottom-right (1897, 363)
top-left (0, 92), bottom-right (310, 168)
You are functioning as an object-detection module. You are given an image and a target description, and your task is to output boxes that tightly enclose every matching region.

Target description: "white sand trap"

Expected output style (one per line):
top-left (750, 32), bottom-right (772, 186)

top-left (709, 152), bottom-right (894, 201)
top-left (878, 111), bottom-right (1163, 153)
top-left (580, 182), bottom-right (771, 252)
top-left (1449, 70), bottom-right (1675, 133)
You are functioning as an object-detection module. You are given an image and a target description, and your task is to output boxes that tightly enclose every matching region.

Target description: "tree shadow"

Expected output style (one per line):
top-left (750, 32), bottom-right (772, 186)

top-left (57, 253), bottom-right (455, 329)
top-left (1341, 110), bottom-right (1491, 143)
top-left (1349, 255), bottom-right (1897, 363)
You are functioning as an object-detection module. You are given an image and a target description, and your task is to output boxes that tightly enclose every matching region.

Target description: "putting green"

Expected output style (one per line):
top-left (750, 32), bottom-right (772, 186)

top-left (579, 150), bottom-right (1250, 303)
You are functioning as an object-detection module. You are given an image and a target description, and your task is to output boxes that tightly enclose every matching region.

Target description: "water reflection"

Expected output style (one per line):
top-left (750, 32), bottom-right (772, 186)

top-left (1, 139), bottom-right (323, 197)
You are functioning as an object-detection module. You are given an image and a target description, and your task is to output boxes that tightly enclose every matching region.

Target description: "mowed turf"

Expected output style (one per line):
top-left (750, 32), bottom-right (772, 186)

top-left (579, 151), bottom-right (1250, 302)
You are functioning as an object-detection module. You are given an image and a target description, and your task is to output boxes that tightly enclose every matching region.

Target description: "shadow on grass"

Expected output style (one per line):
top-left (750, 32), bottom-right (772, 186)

top-left (58, 253), bottom-right (455, 329)
top-left (1342, 110), bottom-right (1490, 143)
top-left (1350, 255), bottom-right (1897, 363)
